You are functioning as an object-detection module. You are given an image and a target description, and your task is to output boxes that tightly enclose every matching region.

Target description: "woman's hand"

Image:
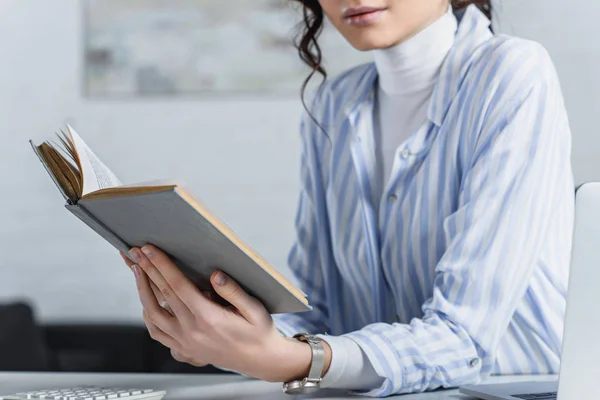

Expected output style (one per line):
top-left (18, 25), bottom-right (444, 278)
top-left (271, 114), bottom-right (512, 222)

top-left (120, 245), bottom-right (322, 383)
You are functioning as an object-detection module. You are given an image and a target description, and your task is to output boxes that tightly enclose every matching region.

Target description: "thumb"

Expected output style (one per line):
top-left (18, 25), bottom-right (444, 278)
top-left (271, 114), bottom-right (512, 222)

top-left (211, 271), bottom-right (265, 323)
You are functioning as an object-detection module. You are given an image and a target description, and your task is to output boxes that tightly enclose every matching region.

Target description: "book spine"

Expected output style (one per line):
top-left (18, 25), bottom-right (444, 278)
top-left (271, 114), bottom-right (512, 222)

top-left (65, 203), bottom-right (133, 261)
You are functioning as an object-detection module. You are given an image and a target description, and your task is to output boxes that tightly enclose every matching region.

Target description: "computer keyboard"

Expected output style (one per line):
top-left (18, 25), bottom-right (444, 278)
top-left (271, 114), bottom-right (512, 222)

top-left (511, 392), bottom-right (557, 399)
top-left (0, 386), bottom-right (166, 400)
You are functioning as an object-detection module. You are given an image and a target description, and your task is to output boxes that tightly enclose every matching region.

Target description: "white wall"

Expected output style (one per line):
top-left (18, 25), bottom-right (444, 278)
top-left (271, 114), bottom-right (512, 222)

top-left (0, 0), bottom-right (303, 323)
top-left (1, 0), bottom-right (599, 323)
top-left (496, 0), bottom-right (600, 184)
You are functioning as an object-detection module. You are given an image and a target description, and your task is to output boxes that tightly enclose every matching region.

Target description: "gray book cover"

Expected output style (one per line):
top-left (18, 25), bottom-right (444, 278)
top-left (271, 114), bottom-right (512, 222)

top-left (65, 187), bottom-right (311, 314)
top-left (29, 130), bottom-right (309, 315)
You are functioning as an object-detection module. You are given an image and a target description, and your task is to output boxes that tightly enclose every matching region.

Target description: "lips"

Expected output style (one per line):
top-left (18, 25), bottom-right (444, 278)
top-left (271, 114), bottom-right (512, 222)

top-left (342, 5), bottom-right (387, 27)
top-left (342, 5), bottom-right (387, 19)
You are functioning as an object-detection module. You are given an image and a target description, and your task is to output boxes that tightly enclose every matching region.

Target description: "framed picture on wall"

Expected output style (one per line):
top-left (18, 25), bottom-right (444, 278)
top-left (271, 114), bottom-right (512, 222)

top-left (82, 0), bottom-right (370, 97)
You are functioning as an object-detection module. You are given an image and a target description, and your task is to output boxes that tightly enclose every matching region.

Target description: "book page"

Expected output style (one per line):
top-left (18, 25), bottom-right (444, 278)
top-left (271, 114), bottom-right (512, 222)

top-left (67, 125), bottom-right (122, 195)
top-left (117, 178), bottom-right (182, 188)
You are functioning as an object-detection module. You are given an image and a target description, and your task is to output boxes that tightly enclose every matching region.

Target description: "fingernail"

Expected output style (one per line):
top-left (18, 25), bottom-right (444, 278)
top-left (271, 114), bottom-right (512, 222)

top-left (129, 248), bottom-right (141, 262)
top-left (215, 272), bottom-right (227, 286)
top-left (141, 246), bottom-right (153, 258)
top-left (132, 265), bottom-right (140, 279)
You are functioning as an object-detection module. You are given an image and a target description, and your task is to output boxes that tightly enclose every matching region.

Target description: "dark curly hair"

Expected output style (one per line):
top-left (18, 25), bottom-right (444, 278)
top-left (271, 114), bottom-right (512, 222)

top-left (292, 0), bottom-right (492, 106)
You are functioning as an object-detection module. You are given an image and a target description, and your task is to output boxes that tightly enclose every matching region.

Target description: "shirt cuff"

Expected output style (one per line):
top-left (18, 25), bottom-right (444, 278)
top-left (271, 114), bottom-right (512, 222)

top-left (317, 334), bottom-right (385, 390)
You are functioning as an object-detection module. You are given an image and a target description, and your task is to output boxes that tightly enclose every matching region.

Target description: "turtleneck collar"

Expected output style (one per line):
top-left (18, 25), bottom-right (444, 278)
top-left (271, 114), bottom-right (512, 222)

top-left (373, 5), bottom-right (458, 96)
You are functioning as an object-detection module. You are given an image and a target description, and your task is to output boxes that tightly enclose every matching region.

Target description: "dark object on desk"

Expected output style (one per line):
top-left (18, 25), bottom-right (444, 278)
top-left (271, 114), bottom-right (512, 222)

top-left (44, 323), bottom-right (147, 372)
top-left (43, 323), bottom-right (232, 374)
top-left (0, 302), bottom-right (51, 371)
top-left (0, 301), bottom-right (230, 374)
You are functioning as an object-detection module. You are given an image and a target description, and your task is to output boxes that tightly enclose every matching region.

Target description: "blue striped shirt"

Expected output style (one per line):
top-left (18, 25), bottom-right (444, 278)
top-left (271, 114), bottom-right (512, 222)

top-left (273, 5), bottom-right (574, 397)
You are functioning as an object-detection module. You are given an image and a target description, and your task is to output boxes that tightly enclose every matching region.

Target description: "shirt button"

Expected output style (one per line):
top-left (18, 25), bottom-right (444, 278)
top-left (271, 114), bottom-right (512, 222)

top-left (469, 358), bottom-right (480, 368)
top-left (388, 194), bottom-right (398, 202)
top-left (400, 149), bottom-right (410, 159)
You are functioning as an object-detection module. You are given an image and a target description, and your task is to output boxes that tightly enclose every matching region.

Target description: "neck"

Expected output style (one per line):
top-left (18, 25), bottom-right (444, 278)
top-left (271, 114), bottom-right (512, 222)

top-left (373, 6), bottom-right (458, 96)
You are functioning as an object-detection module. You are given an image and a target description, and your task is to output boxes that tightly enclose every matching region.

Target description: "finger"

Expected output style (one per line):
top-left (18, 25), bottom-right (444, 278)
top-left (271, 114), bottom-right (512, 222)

top-left (133, 264), bottom-right (178, 336)
top-left (150, 281), bottom-right (164, 305)
top-left (140, 245), bottom-right (210, 311)
top-left (171, 349), bottom-right (208, 367)
top-left (152, 281), bottom-right (174, 316)
top-left (144, 312), bottom-right (181, 350)
top-left (210, 271), bottom-right (265, 323)
top-left (170, 349), bottom-right (188, 363)
top-left (128, 253), bottom-right (171, 314)
top-left (120, 252), bottom-right (135, 268)
top-left (146, 279), bottom-right (170, 312)
top-left (127, 254), bottom-right (172, 314)
top-left (130, 247), bottom-right (197, 322)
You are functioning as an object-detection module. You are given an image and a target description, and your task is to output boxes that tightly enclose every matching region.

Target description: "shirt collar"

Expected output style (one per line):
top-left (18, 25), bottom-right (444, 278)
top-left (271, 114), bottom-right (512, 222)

top-left (427, 4), bottom-right (494, 126)
top-left (344, 4), bottom-right (493, 127)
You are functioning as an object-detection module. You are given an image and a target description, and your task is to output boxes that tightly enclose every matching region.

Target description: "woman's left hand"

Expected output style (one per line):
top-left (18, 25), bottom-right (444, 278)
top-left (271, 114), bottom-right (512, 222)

top-left (123, 245), bottom-right (312, 382)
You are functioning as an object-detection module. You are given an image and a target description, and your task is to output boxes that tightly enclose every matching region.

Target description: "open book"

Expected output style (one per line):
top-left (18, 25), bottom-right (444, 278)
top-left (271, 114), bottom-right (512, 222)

top-left (30, 126), bottom-right (310, 314)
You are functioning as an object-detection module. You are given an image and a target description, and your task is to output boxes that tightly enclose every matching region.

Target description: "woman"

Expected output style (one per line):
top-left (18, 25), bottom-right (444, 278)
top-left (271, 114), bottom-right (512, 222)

top-left (122, 0), bottom-right (574, 396)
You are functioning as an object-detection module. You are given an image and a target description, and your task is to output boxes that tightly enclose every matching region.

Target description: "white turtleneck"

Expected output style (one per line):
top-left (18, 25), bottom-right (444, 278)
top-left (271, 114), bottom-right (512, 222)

top-left (373, 6), bottom-right (457, 198)
top-left (317, 6), bottom-right (458, 391)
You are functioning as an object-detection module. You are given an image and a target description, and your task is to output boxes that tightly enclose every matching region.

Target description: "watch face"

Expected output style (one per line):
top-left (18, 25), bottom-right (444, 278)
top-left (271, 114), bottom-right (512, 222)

top-left (283, 380), bottom-right (321, 395)
top-left (285, 386), bottom-right (320, 395)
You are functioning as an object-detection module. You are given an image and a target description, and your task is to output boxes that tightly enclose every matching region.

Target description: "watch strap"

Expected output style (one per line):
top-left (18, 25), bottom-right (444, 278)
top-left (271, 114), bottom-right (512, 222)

top-left (293, 333), bottom-right (325, 382)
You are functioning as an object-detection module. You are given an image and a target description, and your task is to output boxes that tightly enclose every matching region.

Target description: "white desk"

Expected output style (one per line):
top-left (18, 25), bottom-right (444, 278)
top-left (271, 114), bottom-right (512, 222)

top-left (0, 373), bottom-right (556, 399)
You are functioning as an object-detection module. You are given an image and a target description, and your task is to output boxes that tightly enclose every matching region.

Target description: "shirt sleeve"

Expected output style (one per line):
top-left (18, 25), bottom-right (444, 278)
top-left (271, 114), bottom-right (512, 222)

top-left (339, 50), bottom-right (573, 396)
top-left (272, 104), bottom-right (332, 337)
top-left (317, 334), bottom-right (385, 390)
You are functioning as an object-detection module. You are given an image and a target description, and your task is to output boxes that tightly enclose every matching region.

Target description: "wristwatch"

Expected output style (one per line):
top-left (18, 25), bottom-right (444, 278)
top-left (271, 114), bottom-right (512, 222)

top-left (282, 333), bottom-right (325, 395)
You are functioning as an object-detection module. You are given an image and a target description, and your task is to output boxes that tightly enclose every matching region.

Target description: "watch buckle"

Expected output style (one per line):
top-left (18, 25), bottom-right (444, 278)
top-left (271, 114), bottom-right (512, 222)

top-left (305, 377), bottom-right (322, 384)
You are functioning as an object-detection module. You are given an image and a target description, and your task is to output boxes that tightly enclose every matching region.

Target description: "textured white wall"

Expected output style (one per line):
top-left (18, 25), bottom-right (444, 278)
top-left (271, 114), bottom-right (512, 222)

top-left (0, 0), bottom-right (598, 323)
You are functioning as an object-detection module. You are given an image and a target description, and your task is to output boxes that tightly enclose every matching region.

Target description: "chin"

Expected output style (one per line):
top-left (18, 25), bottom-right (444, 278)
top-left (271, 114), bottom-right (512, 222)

top-left (345, 30), bottom-right (402, 52)
top-left (348, 38), bottom-right (397, 52)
